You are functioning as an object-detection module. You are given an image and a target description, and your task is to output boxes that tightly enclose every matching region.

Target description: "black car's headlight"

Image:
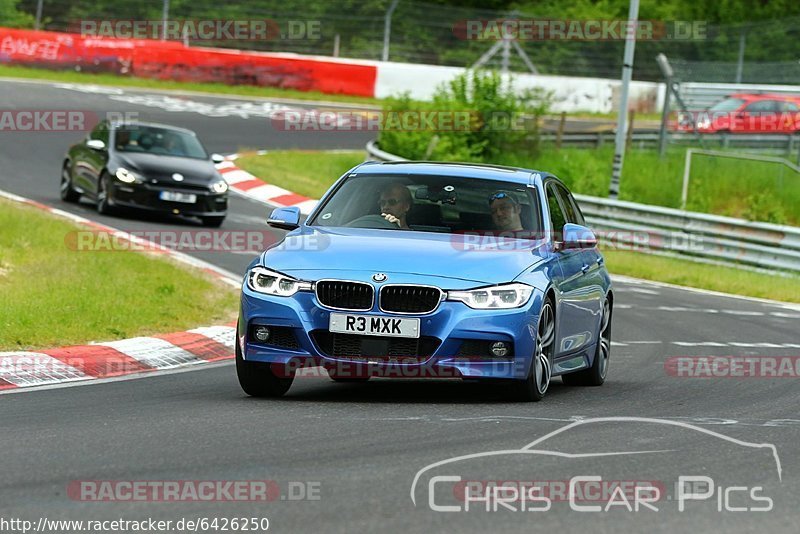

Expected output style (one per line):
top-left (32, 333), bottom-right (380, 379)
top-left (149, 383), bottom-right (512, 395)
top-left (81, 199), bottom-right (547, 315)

top-left (247, 267), bottom-right (311, 297)
top-left (115, 167), bottom-right (142, 184)
top-left (211, 179), bottom-right (228, 193)
top-left (447, 283), bottom-right (534, 309)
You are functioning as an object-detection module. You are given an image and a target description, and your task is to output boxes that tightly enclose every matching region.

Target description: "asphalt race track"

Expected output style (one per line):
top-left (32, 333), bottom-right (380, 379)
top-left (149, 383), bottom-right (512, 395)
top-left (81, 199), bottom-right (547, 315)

top-left (1, 79), bottom-right (799, 533)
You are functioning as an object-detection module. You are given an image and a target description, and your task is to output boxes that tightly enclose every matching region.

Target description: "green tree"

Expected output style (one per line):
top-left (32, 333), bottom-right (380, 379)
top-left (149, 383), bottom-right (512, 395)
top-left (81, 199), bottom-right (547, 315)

top-left (0, 0), bottom-right (34, 28)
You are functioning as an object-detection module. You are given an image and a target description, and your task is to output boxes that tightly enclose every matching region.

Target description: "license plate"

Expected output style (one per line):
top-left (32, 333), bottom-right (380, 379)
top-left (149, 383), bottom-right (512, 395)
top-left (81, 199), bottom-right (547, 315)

top-left (329, 313), bottom-right (420, 338)
top-left (160, 191), bottom-right (196, 203)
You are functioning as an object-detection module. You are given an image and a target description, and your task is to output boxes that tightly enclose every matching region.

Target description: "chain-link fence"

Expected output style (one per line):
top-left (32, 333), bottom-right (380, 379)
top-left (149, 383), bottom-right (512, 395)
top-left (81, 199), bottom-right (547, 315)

top-left (7, 0), bottom-right (800, 82)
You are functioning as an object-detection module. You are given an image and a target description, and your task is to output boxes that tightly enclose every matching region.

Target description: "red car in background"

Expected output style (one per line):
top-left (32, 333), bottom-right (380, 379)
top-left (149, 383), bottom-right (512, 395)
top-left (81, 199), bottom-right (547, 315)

top-left (674, 93), bottom-right (800, 134)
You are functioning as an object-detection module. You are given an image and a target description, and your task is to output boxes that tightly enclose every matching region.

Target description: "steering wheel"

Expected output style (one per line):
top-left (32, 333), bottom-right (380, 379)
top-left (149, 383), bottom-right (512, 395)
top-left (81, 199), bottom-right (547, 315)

top-left (346, 214), bottom-right (400, 229)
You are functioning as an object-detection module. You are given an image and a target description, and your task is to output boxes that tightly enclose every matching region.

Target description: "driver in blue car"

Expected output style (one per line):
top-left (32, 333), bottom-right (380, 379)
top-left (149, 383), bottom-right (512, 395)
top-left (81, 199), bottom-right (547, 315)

top-left (379, 182), bottom-right (412, 229)
top-left (489, 191), bottom-right (524, 232)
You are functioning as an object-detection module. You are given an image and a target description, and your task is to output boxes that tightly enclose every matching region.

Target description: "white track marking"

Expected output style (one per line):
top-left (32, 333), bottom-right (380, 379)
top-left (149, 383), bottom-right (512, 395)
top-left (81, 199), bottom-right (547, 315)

top-left (673, 341), bottom-right (728, 347)
top-left (294, 199), bottom-right (319, 213)
top-left (97, 337), bottom-right (203, 369)
top-left (0, 361), bottom-right (232, 395)
top-left (727, 342), bottom-right (786, 348)
top-left (611, 274), bottom-right (800, 311)
top-left (626, 287), bottom-right (660, 295)
top-left (0, 352), bottom-right (90, 386)
top-left (220, 169), bottom-right (259, 184)
top-left (188, 326), bottom-right (237, 348)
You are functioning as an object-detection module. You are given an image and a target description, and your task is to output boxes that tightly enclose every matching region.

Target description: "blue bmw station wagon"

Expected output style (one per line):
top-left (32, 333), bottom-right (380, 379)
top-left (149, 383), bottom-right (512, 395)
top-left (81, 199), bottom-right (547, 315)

top-left (236, 161), bottom-right (612, 401)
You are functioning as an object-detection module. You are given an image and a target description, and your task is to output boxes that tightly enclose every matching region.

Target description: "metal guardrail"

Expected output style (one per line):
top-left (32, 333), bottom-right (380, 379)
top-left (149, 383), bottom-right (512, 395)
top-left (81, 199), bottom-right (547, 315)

top-left (538, 132), bottom-right (800, 155)
top-left (365, 140), bottom-right (800, 273)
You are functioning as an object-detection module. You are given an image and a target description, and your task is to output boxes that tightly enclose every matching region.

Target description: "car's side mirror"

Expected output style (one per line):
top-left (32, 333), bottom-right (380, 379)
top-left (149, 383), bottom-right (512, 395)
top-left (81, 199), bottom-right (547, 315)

top-left (86, 139), bottom-right (106, 151)
top-left (211, 153), bottom-right (225, 164)
top-left (267, 207), bottom-right (301, 231)
top-left (561, 223), bottom-right (597, 250)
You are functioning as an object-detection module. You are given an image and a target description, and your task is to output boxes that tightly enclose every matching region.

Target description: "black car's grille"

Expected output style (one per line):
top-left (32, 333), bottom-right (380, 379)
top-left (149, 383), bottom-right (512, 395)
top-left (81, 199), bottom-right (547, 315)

top-left (151, 182), bottom-right (212, 193)
top-left (315, 280), bottom-right (373, 311)
top-left (380, 285), bottom-right (442, 314)
top-left (311, 331), bottom-right (439, 362)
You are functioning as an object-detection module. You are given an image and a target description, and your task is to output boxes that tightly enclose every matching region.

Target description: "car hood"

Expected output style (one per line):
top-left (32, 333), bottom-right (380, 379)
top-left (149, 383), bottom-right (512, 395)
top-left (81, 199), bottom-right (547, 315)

top-left (114, 152), bottom-right (219, 183)
top-left (261, 227), bottom-right (546, 286)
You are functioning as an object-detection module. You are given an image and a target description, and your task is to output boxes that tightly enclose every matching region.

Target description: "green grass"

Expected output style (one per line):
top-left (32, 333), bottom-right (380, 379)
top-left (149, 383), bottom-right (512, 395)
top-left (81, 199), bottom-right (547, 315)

top-left (236, 149), bottom-right (800, 303)
top-left (239, 146), bottom-right (800, 226)
top-left (603, 249), bottom-right (800, 303)
top-left (0, 64), bottom-right (380, 106)
top-left (236, 150), bottom-right (365, 199)
top-left (500, 146), bottom-right (800, 225)
top-left (0, 198), bottom-right (238, 351)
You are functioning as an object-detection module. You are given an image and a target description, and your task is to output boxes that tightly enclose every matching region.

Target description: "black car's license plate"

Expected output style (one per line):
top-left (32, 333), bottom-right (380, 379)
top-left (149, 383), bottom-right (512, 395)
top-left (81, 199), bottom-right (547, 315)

top-left (160, 191), bottom-right (196, 203)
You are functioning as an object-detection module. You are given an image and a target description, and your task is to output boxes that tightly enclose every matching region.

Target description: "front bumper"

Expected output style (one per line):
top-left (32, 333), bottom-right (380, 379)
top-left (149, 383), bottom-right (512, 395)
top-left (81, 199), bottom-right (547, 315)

top-left (238, 282), bottom-right (544, 380)
top-left (109, 181), bottom-right (228, 217)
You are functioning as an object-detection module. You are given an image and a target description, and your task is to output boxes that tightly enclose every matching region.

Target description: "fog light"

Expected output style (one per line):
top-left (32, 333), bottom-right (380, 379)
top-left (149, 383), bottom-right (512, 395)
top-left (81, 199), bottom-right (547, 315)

top-left (254, 326), bottom-right (270, 342)
top-left (490, 341), bottom-right (509, 357)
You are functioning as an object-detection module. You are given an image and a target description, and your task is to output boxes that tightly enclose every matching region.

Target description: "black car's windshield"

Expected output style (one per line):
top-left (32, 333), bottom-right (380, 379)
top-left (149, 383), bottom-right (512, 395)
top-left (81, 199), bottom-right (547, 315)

top-left (310, 173), bottom-right (542, 236)
top-left (114, 125), bottom-right (208, 159)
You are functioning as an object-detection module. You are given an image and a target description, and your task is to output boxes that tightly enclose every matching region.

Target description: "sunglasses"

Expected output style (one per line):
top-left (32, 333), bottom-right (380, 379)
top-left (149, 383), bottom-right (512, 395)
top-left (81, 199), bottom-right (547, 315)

top-left (379, 198), bottom-right (401, 207)
top-left (489, 191), bottom-right (517, 204)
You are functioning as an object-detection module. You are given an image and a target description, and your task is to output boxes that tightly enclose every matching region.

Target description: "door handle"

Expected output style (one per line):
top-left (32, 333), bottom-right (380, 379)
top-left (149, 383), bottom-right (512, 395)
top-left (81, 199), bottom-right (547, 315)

top-left (581, 264), bottom-right (590, 274)
top-left (596, 257), bottom-right (604, 265)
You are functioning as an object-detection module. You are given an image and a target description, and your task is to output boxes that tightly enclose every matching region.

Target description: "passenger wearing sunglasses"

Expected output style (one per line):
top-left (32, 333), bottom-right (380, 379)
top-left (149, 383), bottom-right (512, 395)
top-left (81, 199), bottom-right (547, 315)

top-left (489, 191), bottom-right (524, 232)
top-left (379, 182), bottom-right (412, 229)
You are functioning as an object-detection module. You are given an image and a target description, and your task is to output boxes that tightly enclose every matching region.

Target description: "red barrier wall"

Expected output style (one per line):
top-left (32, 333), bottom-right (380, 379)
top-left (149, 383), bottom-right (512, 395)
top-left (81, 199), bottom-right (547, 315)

top-left (0, 27), bottom-right (377, 97)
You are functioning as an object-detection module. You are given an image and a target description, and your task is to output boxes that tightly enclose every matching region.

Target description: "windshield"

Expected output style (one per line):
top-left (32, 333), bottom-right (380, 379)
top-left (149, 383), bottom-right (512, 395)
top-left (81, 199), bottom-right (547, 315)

top-left (708, 98), bottom-right (746, 112)
top-left (310, 173), bottom-right (542, 236)
top-left (113, 125), bottom-right (208, 159)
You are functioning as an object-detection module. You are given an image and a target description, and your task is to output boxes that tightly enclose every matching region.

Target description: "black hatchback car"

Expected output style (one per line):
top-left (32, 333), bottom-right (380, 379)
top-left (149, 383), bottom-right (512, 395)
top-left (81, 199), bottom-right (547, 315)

top-left (61, 121), bottom-right (228, 227)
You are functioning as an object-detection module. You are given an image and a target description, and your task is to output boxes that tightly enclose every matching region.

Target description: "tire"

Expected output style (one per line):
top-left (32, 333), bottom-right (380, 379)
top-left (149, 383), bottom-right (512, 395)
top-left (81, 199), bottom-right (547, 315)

top-left (508, 297), bottom-right (555, 402)
top-left (201, 216), bottom-right (225, 228)
top-left (562, 297), bottom-right (612, 387)
top-left (96, 171), bottom-right (115, 215)
top-left (60, 162), bottom-right (80, 203)
top-left (235, 331), bottom-right (294, 398)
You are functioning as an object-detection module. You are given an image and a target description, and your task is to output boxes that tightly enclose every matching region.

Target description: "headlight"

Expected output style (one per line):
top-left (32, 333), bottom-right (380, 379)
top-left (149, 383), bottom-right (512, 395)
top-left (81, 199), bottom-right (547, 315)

top-left (211, 179), bottom-right (228, 193)
top-left (115, 167), bottom-right (139, 184)
top-left (247, 267), bottom-right (311, 296)
top-left (447, 282), bottom-right (533, 309)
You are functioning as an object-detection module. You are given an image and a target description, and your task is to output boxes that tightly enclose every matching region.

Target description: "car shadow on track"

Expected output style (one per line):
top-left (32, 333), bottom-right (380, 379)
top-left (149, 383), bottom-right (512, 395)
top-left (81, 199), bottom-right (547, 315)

top-left (75, 198), bottom-right (210, 227)
top-left (245, 378), bottom-right (580, 405)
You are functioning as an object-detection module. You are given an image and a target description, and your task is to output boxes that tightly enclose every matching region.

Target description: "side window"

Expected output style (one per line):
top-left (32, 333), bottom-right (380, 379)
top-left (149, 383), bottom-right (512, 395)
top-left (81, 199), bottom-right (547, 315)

top-left (778, 101), bottom-right (799, 112)
top-left (546, 183), bottom-right (567, 241)
top-left (554, 185), bottom-right (577, 223)
top-left (556, 184), bottom-right (586, 226)
top-left (744, 100), bottom-right (778, 114)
